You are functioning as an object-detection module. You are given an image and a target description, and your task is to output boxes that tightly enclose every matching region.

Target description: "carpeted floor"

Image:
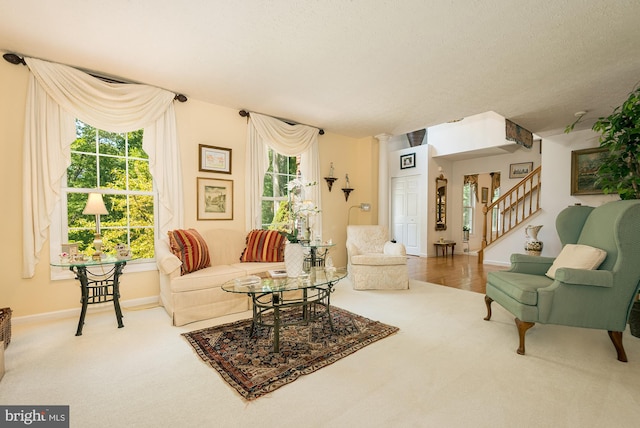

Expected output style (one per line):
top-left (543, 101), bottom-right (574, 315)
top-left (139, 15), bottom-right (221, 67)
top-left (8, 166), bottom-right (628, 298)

top-left (2, 278), bottom-right (640, 427)
top-left (182, 306), bottom-right (398, 400)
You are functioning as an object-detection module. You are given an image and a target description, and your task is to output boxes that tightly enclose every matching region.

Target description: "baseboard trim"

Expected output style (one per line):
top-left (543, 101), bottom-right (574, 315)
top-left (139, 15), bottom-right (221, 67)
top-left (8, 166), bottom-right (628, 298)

top-left (12, 296), bottom-right (160, 326)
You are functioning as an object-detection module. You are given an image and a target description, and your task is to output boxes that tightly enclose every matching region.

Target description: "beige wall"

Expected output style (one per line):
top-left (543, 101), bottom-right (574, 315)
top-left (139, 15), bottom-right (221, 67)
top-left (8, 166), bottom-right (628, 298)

top-left (0, 58), bottom-right (375, 319)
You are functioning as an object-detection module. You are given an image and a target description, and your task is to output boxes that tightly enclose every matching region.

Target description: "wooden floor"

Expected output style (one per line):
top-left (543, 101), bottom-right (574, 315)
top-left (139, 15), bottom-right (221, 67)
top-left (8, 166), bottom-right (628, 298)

top-left (407, 254), bottom-right (506, 294)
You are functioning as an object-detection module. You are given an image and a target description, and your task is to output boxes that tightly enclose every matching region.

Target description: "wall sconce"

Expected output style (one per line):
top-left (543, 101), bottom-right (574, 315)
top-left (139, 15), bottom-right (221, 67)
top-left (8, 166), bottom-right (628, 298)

top-left (341, 173), bottom-right (353, 201)
top-left (324, 162), bottom-right (338, 191)
top-left (83, 192), bottom-right (109, 260)
top-left (348, 203), bottom-right (371, 224)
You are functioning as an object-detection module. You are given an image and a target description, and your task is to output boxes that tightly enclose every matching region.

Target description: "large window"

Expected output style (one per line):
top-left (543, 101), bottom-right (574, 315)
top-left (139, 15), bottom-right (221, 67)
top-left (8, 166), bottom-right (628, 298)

top-left (63, 120), bottom-right (156, 261)
top-left (261, 148), bottom-right (299, 230)
top-left (462, 182), bottom-right (475, 233)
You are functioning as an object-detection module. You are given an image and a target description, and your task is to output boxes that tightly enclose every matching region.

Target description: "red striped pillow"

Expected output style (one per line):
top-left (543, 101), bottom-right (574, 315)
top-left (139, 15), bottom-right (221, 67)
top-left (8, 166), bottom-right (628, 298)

top-left (240, 230), bottom-right (286, 262)
top-left (168, 229), bottom-right (211, 275)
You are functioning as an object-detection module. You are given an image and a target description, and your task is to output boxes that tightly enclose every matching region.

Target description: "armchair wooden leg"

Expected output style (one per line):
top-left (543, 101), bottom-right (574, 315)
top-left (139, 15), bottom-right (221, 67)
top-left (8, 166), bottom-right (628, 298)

top-left (515, 318), bottom-right (535, 355)
top-left (607, 331), bottom-right (628, 362)
top-left (483, 295), bottom-right (493, 321)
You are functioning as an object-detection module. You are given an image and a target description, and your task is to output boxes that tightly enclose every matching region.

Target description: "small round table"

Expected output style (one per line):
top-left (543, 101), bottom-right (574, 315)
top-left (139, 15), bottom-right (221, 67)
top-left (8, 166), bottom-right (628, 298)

top-left (51, 257), bottom-right (131, 336)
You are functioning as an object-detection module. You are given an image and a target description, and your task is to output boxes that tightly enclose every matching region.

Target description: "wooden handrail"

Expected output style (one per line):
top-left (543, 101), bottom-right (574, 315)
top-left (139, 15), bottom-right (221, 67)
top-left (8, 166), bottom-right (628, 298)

top-left (479, 166), bottom-right (541, 263)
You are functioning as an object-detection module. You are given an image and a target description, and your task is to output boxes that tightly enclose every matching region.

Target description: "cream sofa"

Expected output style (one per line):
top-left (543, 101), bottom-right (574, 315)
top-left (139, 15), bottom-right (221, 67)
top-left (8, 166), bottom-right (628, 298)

top-left (346, 225), bottom-right (409, 290)
top-left (156, 229), bottom-right (285, 326)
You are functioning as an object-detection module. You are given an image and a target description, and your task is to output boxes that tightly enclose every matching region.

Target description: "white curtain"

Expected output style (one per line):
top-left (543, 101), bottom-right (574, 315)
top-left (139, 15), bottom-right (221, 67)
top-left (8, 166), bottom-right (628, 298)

top-left (22, 57), bottom-right (183, 278)
top-left (245, 113), bottom-right (321, 238)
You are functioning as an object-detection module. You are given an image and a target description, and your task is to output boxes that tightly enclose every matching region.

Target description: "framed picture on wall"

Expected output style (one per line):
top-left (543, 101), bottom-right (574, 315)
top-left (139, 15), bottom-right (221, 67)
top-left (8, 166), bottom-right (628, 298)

top-left (481, 187), bottom-right (489, 203)
top-left (199, 144), bottom-right (232, 174)
top-left (509, 162), bottom-right (533, 179)
top-left (571, 147), bottom-right (607, 195)
top-left (197, 177), bottom-right (233, 220)
top-left (400, 153), bottom-right (416, 169)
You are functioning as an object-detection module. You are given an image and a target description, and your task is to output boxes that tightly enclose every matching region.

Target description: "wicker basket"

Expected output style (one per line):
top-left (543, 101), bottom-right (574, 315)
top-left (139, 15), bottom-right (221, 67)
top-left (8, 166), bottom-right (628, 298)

top-left (0, 307), bottom-right (11, 349)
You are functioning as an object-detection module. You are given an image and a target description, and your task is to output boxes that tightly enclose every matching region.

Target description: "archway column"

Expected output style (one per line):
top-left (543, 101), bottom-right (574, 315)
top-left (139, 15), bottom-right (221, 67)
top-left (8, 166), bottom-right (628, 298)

top-left (376, 133), bottom-right (392, 229)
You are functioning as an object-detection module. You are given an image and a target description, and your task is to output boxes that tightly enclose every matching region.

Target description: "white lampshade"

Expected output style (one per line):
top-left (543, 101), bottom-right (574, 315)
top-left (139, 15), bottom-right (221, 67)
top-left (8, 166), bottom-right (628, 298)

top-left (83, 193), bottom-right (108, 215)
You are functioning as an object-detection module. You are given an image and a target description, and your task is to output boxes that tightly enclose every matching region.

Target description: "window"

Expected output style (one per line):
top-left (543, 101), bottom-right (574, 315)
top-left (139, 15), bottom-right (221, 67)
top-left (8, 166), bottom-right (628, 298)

top-left (61, 120), bottom-right (156, 262)
top-left (462, 182), bottom-right (475, 233)
top-left (261, 148), bottom-right (299, 230)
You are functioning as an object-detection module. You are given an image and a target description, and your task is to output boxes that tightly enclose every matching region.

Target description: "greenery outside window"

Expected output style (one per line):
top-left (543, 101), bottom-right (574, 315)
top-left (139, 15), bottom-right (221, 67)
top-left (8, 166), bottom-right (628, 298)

top-left (462, 182), bottom-right (475, 234)
top-left (261, 149), bottom-right (299, 231)
top-left (56, 120), bottom-right (156, 266)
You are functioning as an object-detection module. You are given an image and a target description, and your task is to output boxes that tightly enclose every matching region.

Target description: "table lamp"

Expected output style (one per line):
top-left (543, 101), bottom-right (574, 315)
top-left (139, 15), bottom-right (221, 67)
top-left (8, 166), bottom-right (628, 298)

top-left (83, 192), bottom-right (109, 260)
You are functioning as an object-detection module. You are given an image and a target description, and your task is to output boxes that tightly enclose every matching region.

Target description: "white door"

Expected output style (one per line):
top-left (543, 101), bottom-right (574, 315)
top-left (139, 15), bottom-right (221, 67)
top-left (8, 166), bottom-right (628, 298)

top-left (391, 175), bottom-right (420, 255)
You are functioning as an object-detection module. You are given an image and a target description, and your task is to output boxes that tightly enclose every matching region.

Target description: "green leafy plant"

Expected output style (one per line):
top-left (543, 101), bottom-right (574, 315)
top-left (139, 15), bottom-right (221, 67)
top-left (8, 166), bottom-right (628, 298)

top-left (592, 85), bottom-right (640, 200)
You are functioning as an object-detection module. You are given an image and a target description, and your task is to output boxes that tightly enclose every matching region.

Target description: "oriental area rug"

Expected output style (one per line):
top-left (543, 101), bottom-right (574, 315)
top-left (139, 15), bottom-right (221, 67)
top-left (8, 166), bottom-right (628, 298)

top-left (182, 306), bottom-right (399, 400)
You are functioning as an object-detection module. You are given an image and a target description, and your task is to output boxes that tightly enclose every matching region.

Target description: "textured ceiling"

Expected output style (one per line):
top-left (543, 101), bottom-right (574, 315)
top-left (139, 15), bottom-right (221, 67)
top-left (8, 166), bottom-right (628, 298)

top-left (1, 0), bottom-right (639, 138)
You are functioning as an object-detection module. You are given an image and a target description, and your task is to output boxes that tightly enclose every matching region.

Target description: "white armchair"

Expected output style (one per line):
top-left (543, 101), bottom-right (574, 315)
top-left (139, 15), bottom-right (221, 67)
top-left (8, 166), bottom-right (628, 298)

top-left (346, 225), bottom-right (409, 290)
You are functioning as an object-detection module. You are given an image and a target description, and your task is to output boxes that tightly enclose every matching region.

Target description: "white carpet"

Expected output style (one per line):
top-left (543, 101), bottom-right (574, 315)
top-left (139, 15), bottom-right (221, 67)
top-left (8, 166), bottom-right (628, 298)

top-left (1, 279), bottom-right (639, 428)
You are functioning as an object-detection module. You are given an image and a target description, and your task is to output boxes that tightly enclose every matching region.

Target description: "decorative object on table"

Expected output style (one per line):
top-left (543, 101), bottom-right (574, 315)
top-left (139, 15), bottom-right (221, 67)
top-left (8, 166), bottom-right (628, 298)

top-left (509, 162), bottom-right (533, 179)
top-left (82, 192), bottom-right (109, 261)
top-left (281, 176), bottom-right (319, 243)
top-left (284, 241), bottom-right (305, 277)
top-left (182, 305), bottom-right (399, 400)
top-left (198, 144), bottom-right (232, 174)
top-left (61, 243), bottom-right (79, 260)
top-left (115, 243), bottom-right (130, 260)
top-left (524, 225), bottom-right (543, 255)
top-left (197, 177), bottom-right (233, 220)
top-left (463, 225), bottom-right (470, 242)
top-left (0, 307), bottom-right (12, 349)
top-left (570, 147), bottom-right (608, 195)
top-left (400, 152), bottom-right (416, 169)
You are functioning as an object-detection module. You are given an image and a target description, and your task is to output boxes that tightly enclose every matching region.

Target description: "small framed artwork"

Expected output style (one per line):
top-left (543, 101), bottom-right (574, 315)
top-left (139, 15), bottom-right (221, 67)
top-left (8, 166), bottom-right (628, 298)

top-left (199, 144), bottom-right (232, 174)
top-left (481, 187), bottom-right (489, 204)
top-left (400, 153), bottom-right (416, 169)
top-left (197, 177), bottom-right (234, 220)
top-left (571, 147), bottom-right (607, 195)
top-left (509, 162), bottom-right (533, 179)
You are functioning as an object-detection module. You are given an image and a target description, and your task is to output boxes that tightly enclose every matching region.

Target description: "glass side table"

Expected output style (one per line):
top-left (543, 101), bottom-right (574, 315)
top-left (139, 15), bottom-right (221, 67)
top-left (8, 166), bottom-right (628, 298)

top-left (51, 256), bottom-right (131, 336)
top-left (301, 242), bottom-right (335, 270)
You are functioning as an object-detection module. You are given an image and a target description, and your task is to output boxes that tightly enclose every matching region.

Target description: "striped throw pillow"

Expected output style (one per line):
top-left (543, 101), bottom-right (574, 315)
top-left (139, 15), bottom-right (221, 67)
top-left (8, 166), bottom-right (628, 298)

top-left (240, 230), bottom-right (286, 262)
top-left (168, 229), bottom-right (211, 275)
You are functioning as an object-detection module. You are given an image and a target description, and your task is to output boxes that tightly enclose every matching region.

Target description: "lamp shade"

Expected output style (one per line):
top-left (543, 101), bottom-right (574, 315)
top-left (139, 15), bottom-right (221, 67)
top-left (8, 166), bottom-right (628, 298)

top-left (83, 193), bottom-right (108, 215)
top-left (360, 203), bottom-right (371, 212)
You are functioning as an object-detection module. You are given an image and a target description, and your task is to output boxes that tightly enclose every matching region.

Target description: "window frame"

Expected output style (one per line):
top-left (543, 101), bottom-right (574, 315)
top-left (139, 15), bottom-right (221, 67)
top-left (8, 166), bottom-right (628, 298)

top-left (50, 122), bottom-right (158, 280)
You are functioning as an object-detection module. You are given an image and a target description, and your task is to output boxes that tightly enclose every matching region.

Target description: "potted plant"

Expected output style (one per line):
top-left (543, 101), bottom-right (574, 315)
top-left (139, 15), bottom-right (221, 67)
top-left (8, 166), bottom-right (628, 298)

top-left (590, 85), bottom-right (640, 336)
top-left (462, 225), bottom-right (470, 242)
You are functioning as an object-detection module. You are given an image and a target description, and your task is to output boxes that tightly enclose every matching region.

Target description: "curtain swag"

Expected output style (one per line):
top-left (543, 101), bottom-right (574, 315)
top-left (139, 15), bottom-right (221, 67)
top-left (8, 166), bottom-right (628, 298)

top-left (22, 57), bottom-right (183, 278)
top-left (245, 113), bottom-right (321, 238)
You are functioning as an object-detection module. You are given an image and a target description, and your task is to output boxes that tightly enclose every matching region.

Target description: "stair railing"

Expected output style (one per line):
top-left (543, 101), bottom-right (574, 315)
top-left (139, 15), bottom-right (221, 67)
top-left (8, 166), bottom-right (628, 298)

top-left (478, 165), bottom-right (541, 263)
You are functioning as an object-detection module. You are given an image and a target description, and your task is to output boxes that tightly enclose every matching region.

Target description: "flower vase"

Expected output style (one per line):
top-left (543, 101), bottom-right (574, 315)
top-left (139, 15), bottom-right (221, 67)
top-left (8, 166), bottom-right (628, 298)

top-left (284, 241), bottom-right (304, 277)
top-left (524, 225), bottom-right (543, 256)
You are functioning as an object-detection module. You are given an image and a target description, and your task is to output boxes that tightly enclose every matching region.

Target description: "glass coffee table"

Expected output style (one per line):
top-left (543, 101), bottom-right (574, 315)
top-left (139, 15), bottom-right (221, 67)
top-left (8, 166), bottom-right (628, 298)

top-left (222, 267), bottom-right (347, 353)
top-left (51, 256), bottom-right (131, 336)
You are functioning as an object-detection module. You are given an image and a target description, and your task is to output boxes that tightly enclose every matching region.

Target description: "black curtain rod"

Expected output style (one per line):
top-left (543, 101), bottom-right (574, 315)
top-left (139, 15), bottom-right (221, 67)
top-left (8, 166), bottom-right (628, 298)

top-left (239, 109), bottom-right (324, 135)
top-left (3, 52), bottom-right (188, 102)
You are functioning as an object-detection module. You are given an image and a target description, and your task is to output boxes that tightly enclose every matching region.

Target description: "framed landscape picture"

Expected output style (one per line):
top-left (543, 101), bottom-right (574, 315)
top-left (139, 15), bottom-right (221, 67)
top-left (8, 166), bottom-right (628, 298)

top-left (197, 177), bottom-right (233, 220)
top-left (509, 162), bottom-right (533, 179)
top-left (571, 147), bottom-right (607, 195)
top-left (199, 144), bottom-right (232, 174)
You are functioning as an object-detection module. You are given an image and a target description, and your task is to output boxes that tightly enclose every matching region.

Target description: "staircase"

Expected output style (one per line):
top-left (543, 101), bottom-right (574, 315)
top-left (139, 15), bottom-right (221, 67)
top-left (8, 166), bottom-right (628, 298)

top-left (478, 166), bottom-right (541, 263)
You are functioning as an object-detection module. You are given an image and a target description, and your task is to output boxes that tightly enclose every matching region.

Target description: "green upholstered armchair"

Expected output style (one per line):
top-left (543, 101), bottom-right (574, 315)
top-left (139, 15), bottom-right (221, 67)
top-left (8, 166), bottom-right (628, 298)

top-left (484, 200), bottom-right (640, 362)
